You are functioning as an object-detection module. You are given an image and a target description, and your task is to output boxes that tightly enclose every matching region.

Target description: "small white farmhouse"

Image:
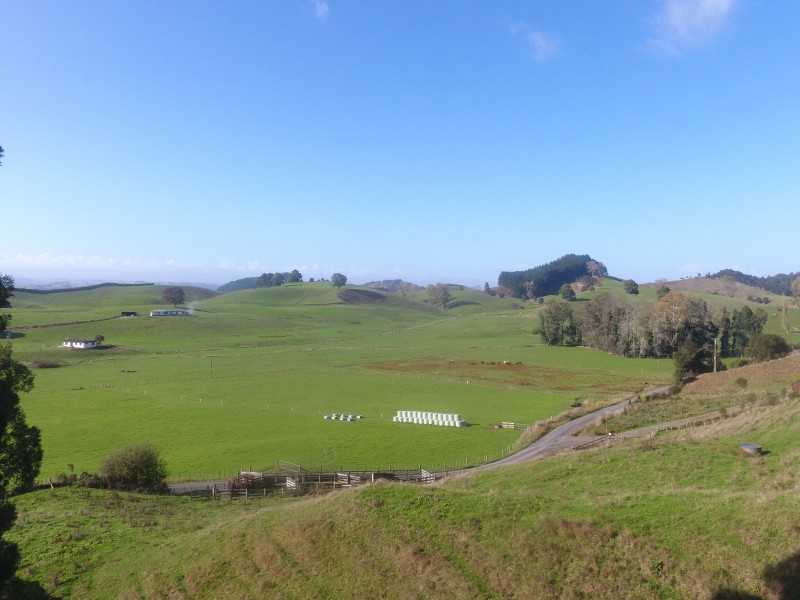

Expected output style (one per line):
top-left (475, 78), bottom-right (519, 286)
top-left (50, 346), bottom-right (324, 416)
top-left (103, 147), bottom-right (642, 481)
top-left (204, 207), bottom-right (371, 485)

top-left (62, 338), bottom-right (97, 349)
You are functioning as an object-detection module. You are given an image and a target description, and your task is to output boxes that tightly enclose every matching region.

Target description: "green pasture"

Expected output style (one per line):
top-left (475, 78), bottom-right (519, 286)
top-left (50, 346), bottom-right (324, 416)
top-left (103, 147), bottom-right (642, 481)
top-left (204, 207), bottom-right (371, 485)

top-left (9, 283), bottom-right (671, 480)
top-left (9, 395), bottom-right (800, 598)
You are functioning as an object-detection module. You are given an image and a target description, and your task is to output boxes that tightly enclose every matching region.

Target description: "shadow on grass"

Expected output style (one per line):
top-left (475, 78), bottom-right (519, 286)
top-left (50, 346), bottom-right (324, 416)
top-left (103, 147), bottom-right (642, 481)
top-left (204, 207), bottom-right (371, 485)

top-left (1, 578), bottom-right (59, 600)
top-left (1, 331), bottom-right (25, 339)
top-left (711, 550), bottom-right (800, 599)
top-left (447, 300), bottom-right (479, 309)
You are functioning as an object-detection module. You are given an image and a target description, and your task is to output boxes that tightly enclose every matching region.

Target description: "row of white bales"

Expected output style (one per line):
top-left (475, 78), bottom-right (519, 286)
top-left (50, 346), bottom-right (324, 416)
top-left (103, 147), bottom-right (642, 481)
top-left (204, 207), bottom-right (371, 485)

top-left (393, 410), bottom-right (466, 427)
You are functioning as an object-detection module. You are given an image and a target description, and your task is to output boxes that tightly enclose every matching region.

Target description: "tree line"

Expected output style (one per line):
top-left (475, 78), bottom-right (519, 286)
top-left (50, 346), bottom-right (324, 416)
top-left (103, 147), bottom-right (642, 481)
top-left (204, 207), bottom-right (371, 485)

top-left (708, 268), bottom-right (799, 297)
top-left (536, 290), bottom-right (789, 381)
top-left (218, 271), bottom-right (349, 292)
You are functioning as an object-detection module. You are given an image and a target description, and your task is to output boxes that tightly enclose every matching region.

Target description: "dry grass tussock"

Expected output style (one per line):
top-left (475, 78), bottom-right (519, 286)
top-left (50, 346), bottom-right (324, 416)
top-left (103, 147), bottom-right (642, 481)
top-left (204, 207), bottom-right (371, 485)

top-left (674, 401), bottom-right (800, 443)
top-left (683, 352), bottom-right (800, 397)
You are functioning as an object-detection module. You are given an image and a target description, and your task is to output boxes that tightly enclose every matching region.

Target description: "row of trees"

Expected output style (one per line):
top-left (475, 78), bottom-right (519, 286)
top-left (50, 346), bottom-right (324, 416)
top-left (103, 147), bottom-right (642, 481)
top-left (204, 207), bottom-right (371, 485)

top-left (219, 271), bottom-right (350, 292)
top-left (709, 269), bottom-right (800, 297)
top-left (257, 269), bottom-right (303, 288)
top-left (538, 291), bottom-right (778, 380)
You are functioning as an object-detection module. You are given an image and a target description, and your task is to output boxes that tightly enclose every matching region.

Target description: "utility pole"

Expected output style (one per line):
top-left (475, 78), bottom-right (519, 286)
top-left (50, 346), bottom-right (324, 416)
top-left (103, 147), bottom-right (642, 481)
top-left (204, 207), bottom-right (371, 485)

top-left (713, 337), bottom-right (717, 373)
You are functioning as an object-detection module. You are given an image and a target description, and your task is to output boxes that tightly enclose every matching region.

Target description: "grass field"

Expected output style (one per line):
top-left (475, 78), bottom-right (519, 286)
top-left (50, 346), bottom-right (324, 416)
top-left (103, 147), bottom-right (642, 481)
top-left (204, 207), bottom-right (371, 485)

top-left (9, 386), bottom-right (800, 599)
top-left (7, 282), bottom-right (672, 480)
top-left (6, 280), bottom-right (800, 598)
top-left (7, 279), bottom-right (798, 481)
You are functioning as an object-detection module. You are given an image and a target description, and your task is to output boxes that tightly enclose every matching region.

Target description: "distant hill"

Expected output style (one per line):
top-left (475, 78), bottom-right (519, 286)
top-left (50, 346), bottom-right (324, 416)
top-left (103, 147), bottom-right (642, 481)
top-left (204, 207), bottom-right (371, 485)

top-left (217, 276), bottom-right (261, 292)
top-left (362, 279), bottom-right (423, 292)
top-left (16, 282), bottom-right (154, 295)
top-left (707, 269), bottom-right (798, 296)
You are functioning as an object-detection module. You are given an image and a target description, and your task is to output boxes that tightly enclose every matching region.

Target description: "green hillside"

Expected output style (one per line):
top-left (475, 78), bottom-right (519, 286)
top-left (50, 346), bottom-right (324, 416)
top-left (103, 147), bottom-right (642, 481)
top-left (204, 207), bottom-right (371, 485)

top-left (4, 282), bottom-right (800, 597)
top-left (9, 358), bottom-right (800, 598)
top-left (6, 283), bottom-right (670, 481)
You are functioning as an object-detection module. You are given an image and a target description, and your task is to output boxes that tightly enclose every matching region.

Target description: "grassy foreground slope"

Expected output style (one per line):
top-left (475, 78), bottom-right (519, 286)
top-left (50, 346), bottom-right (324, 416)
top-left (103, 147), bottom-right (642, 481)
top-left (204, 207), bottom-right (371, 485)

top-left (10, 365), bottom-right (800, 599)
top-left (9, 283), bottom-right (672, 479)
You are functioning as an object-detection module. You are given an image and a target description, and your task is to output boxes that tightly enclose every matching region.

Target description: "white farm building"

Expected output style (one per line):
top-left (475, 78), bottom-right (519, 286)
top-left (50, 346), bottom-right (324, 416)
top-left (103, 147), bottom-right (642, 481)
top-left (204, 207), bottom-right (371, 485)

top-left (149, 309), bottom-right (191, 317)
top-left (62, 338), bottom-right (98, 349)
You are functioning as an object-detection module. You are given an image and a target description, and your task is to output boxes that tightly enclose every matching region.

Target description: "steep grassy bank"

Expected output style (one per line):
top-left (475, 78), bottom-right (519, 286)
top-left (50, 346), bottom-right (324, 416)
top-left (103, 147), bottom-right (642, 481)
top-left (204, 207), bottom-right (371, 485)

top-left (10, 392), bottom-right (800, 599)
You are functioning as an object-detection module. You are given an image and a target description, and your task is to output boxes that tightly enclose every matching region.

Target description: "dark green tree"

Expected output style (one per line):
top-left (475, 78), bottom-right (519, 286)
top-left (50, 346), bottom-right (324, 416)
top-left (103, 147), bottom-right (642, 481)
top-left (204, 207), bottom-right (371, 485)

top-left (0, 275), bottom-right (12, 308)
top-left (270, 273), bottom-right (284, 287)
top-left (0, 275), bottom-right (13, 334)
top-left (288, 269), bottom-right (303, 283)
top-left (744, 334), bottom-right (792, 363)
top-left (0, 343), bottom-right (38, 588)
top-left (729, 306), bottom-right (768, 356)
top-left (673, 339), bottom-right (712, 383)
top-left (257, 273), bottom-right (271, 287)
top-left (623, 279), bottom-right (639, 295)
top-left (539, 300), bottom-right (578, 346)
top-left (426, 283), bottom-right (452, 309)
top-left (575, 292), bottom-right (622, 353)
top-left (0, 406), bottom-right (42, 492)
top-left (483, 282), bottom-right (495, 296)
top-left (718, 308), bottom-right (731, 357)
top-left (656, 284), bottom-right (671, 300)
top-left (161, 286), bottom-right (185, 307)
top-left (0, 145), bottom-right (4, 166)
top-left (331, 273), bottom-right (347, 289)
top-left (559, 283), bottom-right (576, 301)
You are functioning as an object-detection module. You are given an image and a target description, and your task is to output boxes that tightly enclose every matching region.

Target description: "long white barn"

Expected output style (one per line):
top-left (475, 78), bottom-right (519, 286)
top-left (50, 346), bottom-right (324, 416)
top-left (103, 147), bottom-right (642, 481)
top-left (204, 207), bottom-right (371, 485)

top-left (149, 309), bottom-right (191, 317)
top-left (62, 338), bottom-right (97, 349)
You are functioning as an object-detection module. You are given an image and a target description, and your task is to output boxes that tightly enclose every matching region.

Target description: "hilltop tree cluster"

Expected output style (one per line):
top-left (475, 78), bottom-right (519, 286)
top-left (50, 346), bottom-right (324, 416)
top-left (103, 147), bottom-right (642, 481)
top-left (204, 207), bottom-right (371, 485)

top-left (256, 269), bottom-right (303, 288)
top-left (498, 254), bottom-right (605, 300)
top-left (708, 269), bottom-right (800, 297)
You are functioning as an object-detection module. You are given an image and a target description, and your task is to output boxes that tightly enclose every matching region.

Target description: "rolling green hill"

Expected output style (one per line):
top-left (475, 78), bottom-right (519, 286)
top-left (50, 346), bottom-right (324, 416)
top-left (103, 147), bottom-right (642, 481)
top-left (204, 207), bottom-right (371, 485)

top-left (4, 282), bottom-right (800, 598)
top-left (8, 356), bottom-right (800, 599)
top-left (5, 280), bottom-right (799, 482)
top-left (7, 282), bottom-right (670, 481)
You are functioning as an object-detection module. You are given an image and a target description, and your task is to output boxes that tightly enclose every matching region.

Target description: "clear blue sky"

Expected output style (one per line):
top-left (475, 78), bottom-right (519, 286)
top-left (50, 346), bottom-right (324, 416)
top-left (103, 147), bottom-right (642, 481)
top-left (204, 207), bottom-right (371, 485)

top-left (2, 1), bottom-right (798, 287)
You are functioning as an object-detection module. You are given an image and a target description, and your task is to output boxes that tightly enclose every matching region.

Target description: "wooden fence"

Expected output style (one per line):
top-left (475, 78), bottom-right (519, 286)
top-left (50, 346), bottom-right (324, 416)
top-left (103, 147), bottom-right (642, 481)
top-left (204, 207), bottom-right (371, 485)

top-left (182, 464), bottom-right (445, 500)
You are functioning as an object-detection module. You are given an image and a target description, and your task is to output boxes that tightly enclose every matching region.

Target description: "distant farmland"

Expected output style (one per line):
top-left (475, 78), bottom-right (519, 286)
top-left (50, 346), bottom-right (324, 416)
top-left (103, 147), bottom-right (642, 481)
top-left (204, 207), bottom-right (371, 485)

top-left (8, 280), bottom-right (752, 480)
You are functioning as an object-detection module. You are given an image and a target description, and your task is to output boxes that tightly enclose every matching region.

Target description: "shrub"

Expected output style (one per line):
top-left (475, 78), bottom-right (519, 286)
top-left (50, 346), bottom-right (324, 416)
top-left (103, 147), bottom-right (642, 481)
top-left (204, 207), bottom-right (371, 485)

top-left (98, 444), bottom-right (168, 493)
top-left (735, 377), bottom-right (748, 389)
top-left (744, 334), bottom-right (792, 363)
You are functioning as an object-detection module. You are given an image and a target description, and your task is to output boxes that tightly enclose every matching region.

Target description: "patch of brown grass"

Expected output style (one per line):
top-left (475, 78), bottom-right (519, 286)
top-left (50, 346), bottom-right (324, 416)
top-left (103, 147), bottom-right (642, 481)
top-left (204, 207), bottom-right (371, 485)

top-left (683, 352), bottom-right (800, 397)
top-left (366, 358), bottom-right (644, 394)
